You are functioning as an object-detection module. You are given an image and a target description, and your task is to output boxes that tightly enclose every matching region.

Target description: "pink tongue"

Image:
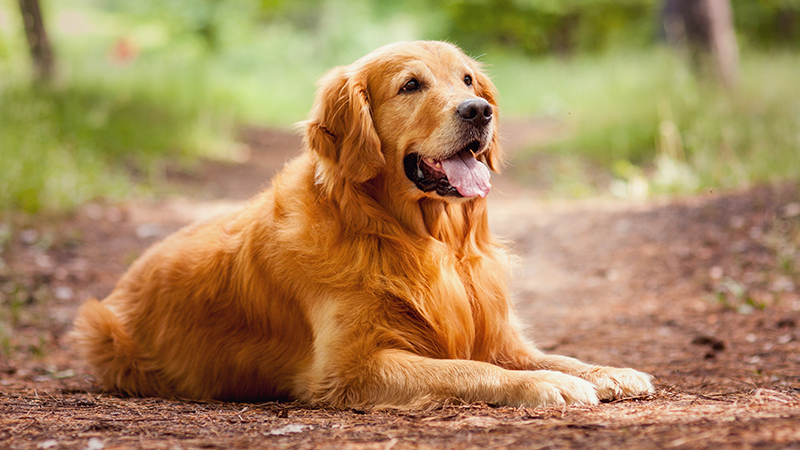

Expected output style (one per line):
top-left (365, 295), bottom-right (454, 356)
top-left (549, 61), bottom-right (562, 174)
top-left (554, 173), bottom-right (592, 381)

top-left (440, 152), bottom-right (492, 198)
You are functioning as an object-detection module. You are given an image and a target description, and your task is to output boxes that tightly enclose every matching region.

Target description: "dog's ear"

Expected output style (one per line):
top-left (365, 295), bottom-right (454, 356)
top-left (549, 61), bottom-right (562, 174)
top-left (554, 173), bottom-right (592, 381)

top-left (304, 66), bottom-right (384, 183)
top-left (472, 67), bottom-right (504, 173)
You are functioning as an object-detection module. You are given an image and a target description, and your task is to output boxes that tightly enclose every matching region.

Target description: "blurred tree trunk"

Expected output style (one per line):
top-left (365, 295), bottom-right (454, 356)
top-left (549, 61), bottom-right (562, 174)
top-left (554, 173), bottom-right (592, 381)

top-left (706, 0), bottom-right (738, 88)
top-left (18, 0), bottom-right (55, 82)
top-left (663, 0), bottom-right (739, 89)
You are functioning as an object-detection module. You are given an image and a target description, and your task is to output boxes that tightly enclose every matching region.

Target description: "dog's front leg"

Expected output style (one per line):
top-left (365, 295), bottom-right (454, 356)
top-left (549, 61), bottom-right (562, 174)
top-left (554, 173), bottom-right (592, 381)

top-left (297, 349), bottom-right (600, 409)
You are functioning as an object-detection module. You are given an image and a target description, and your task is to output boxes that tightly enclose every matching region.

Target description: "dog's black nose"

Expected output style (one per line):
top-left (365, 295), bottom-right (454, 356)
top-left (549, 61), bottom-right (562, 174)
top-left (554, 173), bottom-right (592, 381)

top-left (457, 98), bottom-right (492, 127)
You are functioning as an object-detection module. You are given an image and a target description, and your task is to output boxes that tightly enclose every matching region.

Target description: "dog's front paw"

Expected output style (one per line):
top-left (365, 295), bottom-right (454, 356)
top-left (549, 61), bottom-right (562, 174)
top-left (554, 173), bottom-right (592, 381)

top-left (520, 370), bottom-right (600, 407)
top-left (581, 366), bottom-right (654, 400)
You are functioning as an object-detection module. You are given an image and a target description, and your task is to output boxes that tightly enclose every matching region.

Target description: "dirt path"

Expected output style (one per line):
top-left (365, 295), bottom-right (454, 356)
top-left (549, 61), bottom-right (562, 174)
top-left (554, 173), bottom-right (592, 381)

top-left (2, 124), bottom-right (799, 449)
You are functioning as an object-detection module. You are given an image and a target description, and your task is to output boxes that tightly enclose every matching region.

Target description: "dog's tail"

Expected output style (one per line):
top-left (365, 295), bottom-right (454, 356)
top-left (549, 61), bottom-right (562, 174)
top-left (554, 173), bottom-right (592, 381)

top-left (71, 298), bottom-right (166, 397)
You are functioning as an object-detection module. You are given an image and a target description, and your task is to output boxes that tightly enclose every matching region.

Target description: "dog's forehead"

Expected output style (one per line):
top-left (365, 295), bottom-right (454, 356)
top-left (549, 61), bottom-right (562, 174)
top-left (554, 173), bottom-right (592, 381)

top-left (357, 42), bottom-right (474, 92)
top-left (389, 43), bottom-right (469, 74)
top-left (367, 40), bottom-right (469, 62)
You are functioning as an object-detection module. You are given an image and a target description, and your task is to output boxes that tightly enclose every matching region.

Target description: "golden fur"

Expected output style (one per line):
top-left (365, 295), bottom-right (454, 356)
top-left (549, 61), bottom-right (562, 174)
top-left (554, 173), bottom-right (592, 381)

top-left (72, 41), bottom-right (653, 408)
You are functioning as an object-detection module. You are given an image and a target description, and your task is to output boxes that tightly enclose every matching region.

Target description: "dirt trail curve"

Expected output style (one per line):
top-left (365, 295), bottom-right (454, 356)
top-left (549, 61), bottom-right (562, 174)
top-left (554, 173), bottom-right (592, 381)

top-left (1, 121), bottom-right (799, 449)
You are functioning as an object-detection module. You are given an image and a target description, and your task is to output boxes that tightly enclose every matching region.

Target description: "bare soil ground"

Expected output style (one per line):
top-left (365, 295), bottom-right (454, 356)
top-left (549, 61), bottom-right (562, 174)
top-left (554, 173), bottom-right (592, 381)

top-left (2, 123), bottom-right (800, 449)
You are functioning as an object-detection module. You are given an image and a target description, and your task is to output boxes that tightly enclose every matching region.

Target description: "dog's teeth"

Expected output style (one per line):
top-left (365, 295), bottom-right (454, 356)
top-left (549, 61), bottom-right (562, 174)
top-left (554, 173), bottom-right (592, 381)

top-left (422, 157), bottom-right (442, 170)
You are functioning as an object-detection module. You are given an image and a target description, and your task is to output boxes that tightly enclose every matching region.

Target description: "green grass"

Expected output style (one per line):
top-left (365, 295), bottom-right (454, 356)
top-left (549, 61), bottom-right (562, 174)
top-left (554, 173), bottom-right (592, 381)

top-left (485, 48), bottom-right (800, 196)
top-left (0, 74), bottom-right (238, 213)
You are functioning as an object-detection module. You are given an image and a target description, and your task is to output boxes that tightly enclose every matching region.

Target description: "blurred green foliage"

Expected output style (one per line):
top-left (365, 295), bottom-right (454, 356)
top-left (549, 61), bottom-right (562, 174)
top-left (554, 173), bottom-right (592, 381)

top-left (440, 0), bottom-right (660, 54)
top-left (732, 0), bottom-right (800, 47)
top-left (0, 0), bottom-right (799, 213)
top-left (440, 0), bottom-right (800, 55)
top-left (57, 0), bottom-right (800, 58)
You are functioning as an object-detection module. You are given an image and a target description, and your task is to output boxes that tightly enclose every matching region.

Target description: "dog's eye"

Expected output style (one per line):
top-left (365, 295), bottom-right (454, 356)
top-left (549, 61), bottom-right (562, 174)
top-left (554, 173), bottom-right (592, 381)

top-left (400, 79), bottom-right (420, 93)
top-left (464, 75), bottom-right (473, 86)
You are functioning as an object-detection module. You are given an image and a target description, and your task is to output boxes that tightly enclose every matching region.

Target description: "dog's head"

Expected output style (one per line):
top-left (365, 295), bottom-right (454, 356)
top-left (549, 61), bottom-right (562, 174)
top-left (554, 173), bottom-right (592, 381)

top-left (304, 41), bottom-right (502, 202)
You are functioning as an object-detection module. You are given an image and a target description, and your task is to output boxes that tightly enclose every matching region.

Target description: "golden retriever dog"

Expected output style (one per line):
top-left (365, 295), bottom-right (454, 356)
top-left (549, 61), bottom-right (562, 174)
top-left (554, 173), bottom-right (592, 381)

top-left (72, 41), bottom-right (653, 408)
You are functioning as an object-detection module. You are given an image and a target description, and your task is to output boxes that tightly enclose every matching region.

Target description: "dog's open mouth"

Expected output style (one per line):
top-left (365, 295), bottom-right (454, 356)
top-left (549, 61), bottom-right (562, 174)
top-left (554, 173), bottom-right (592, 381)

top-left (404, 140), bottom-right (491, 198)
